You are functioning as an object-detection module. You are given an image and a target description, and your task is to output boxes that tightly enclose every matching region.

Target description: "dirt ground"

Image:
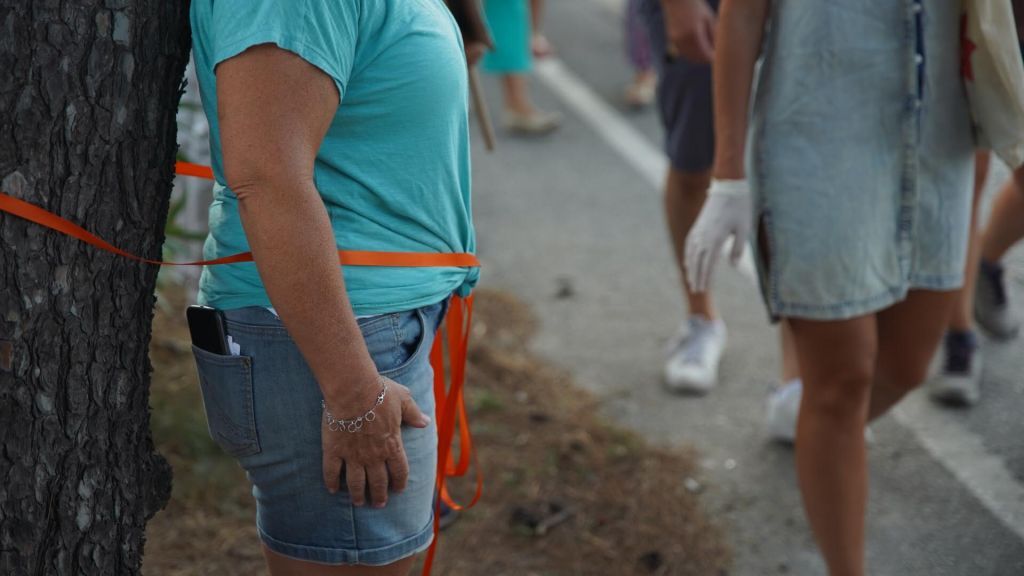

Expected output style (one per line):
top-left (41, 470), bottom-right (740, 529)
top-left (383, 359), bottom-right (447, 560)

top-left (144, 288), bottom-right (730, 575)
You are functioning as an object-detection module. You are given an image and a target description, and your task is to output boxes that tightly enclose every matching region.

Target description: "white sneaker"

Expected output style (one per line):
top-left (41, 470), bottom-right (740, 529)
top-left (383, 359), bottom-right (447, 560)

top-left (766, 379), bottom-right (802, 444)
top-left (663, 316), bottom-right (727, 394)
top-left (502, 108), bottom-right (562, 135)
top-left (766, 378), bottom-right (875, 445)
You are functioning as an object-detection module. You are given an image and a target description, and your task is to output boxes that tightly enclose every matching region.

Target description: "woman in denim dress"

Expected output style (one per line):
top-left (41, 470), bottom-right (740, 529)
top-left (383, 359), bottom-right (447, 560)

top-left (685, 1), bottom-right (974, 574)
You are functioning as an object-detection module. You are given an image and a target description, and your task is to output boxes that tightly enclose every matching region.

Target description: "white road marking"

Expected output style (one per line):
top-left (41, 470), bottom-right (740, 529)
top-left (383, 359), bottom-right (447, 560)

top-left (894, 394), bottom-right (1024, 542)
top-left (534, 54), bottom-right (1024, 543)
top-left (534, 58), bottom-right (666, 191)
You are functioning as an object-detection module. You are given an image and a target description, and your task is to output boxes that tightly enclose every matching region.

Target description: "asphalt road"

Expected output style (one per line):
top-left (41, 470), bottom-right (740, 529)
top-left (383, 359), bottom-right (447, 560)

top-left (468, 1), bottom-right (1024, 574)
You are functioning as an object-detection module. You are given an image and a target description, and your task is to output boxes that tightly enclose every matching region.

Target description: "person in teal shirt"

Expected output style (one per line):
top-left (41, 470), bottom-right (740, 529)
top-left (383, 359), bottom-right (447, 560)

top-left (188, 1), bottom-right (478, 574)
top-left (193, 0), bottom-right (478, 316)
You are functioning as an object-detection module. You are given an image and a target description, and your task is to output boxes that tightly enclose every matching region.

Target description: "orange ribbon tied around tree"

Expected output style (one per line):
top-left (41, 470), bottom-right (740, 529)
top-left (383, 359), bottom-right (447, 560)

top-left (0, 161), bottom-right (481, 576)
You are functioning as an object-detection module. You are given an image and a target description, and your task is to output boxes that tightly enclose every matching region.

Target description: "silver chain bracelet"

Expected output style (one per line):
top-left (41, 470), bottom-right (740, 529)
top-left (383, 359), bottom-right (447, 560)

top-left (322, 380), bottom-right (388, 433)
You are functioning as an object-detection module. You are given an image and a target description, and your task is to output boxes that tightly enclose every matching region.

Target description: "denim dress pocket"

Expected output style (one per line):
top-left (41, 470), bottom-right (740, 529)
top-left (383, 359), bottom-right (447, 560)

top-left (191, 345), bottom-right (261, 458)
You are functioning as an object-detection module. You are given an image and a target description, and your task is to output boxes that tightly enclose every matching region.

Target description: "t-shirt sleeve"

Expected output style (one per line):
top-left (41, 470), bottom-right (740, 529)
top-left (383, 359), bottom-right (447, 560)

top-left (209, 0), bottom-right (358, 98)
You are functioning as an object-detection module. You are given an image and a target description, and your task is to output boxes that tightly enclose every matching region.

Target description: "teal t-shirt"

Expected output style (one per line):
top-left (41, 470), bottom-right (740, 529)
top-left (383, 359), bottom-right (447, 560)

top-left (190, 0), bottom-right (478, 316)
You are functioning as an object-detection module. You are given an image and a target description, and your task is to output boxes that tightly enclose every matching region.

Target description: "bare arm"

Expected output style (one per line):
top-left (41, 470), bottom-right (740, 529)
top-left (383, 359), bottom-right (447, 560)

top-left (217, 45), bottom-right (379, 410)
top-left (683, 0), bottom-right (768, 292)
top-left (217, 45), bottom-right (428, 508)
top-left (711, 0), bottom-right (769, 179)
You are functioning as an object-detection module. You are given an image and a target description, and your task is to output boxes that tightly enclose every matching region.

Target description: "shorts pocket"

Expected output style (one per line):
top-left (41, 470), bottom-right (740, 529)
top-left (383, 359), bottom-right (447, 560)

top-left (362, 308), bottom-right (430, 378)
top-left (191, 345), bottom-right (261, 458)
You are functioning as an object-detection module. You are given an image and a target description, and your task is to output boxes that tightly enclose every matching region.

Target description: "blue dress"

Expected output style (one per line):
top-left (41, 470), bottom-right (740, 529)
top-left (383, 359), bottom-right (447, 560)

top-left (749, 0), bottom-right (975, 320)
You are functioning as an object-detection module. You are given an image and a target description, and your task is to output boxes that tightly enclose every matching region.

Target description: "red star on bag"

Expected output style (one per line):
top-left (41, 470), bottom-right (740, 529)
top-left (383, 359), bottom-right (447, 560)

top-left (961, 14), bottom-right (976, 80)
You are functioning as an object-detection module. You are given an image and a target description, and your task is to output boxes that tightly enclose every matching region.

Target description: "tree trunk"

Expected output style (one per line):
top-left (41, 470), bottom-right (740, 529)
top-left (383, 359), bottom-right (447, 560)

top-left (0, 2), bottom-right (191, 574)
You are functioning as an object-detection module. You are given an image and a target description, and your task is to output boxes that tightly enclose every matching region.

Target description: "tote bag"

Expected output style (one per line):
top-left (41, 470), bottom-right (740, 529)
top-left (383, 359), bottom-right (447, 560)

top-left (963, 0), bottom-right (1024, 167)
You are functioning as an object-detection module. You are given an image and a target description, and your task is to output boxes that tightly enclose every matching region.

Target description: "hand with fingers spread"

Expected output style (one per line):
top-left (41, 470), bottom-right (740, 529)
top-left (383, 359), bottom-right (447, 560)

top-left (662, 0), bottom-right (716, 64)
top-left (321, 376), bottom-right (431, 508)
top-left (685, 179), bottom-right (752, 293)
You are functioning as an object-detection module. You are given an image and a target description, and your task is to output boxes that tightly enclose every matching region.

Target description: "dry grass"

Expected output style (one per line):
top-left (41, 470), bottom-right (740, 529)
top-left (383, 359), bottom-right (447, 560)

top-left (144, 288), bottom-right (730, 576)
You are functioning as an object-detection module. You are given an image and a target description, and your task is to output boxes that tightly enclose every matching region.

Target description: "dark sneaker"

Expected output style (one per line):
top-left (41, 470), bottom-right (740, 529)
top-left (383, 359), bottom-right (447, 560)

top-left (929, 330), bottom-right (982, 407)
top-left (974, 260), bottom-right (1021, 341)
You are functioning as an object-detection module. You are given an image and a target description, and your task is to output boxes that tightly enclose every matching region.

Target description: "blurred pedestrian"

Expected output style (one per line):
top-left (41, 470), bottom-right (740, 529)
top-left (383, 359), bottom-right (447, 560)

top-left (482, 0), bottom-right (561, 134)
top-left (623, 0), bottom-right (657, 109)
top-left (928, 8), bottom-right (1024, 407)
top-left (188, 0), bottom-right (479, 574)
top-left (929, 152), bottom-right (1024, 406)
top-left (688, 2), bottom-right (976, 574)
top-left (975, 168), bottom-right (1024, 338)
top-left (529, 0), bottom-right (554, 58)
top-left (644, 0), bottom-right (809, 431)
top-left (641, 0), bottom-right (726, 394)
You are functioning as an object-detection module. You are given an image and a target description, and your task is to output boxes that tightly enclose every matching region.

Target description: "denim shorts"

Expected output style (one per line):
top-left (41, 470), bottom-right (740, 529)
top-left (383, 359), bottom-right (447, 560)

top-left (190, 299), bottom-right (447, 565)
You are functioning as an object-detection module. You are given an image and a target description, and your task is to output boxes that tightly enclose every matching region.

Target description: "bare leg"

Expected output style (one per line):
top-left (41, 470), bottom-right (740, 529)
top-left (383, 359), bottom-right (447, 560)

top-left (948, 151), bottom-right (989, 331)
top-left (779, 320), bottom-right (800, 382)
top-left (529, 0), bottom-right (544, 32)
top-left (981, 165), bottom-right (1024, 263)
top-left (789, 314), bottom-right (877, 576)
top-left (529, 0), bottom-right (554, 58)
top-left (791, 292), bottom-right (955, 575)
top-left (263, 545), bottom-right (417, 576)
top-left (664, 167), bottom-right (715, 318)
top-left (501, 74), bottom-right (535, 115)
top-left (869, 290), bottom-right (960, 420)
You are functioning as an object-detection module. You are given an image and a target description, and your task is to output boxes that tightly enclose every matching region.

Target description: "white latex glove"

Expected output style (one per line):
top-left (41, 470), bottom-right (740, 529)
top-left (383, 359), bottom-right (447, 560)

top-left (685, 179), bottom-right (752, 293)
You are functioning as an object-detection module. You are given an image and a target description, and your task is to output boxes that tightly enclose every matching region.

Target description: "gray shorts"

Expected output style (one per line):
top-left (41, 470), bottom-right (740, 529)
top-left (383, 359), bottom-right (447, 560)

top-left (641, 0), bottom-right (718, 173)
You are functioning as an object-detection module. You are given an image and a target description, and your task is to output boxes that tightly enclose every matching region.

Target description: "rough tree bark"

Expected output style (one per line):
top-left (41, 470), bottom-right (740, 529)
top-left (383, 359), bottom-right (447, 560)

top-left (0, 2), bottom-right (191, 574)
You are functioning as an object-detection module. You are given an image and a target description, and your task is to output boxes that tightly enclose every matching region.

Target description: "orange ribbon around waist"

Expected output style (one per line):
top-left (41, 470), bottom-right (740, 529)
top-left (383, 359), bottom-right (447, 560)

top-left (0, 161), bottom-right (481, 575)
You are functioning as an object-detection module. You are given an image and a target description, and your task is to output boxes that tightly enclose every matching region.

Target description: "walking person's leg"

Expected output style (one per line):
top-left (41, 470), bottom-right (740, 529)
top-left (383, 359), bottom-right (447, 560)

top-left (642, 0), bottom-right (725, 393)
top-left (974, 39), bottom-right (1024, 339)
top-left (981, 165), bottom-right (1024, 266)
top-left (662, 165), bottom-right (728, 397)
top-left (665, 168), bottom-right (714, 318)
top-left (928, 151), bottom-right (989, 406)
top-left (789, 314), bottom-right (876, 576)
top-left (789, 290), bottom-right (957, 576)
top-left (529, 0), bottom-right (543, 30)
top-left (624, 0), bottom-right (657, 108)
top-left (948, 152), bottom-right (991, 334)
top-left (870, 291), bottom-right (962, 420)
top-left (778, 322), bottom-right (801, 384)
top-left (975, 164), bottom-right (1024, 339)
top-left (766, 321), bottom-right (803, 443)
top-left (529, 0), bottom-right (553, 58)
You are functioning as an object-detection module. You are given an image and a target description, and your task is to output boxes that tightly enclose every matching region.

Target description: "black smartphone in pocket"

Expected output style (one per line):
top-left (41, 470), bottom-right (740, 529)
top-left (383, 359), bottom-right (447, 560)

top-left (186, 305), bottom-right (229, 355)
